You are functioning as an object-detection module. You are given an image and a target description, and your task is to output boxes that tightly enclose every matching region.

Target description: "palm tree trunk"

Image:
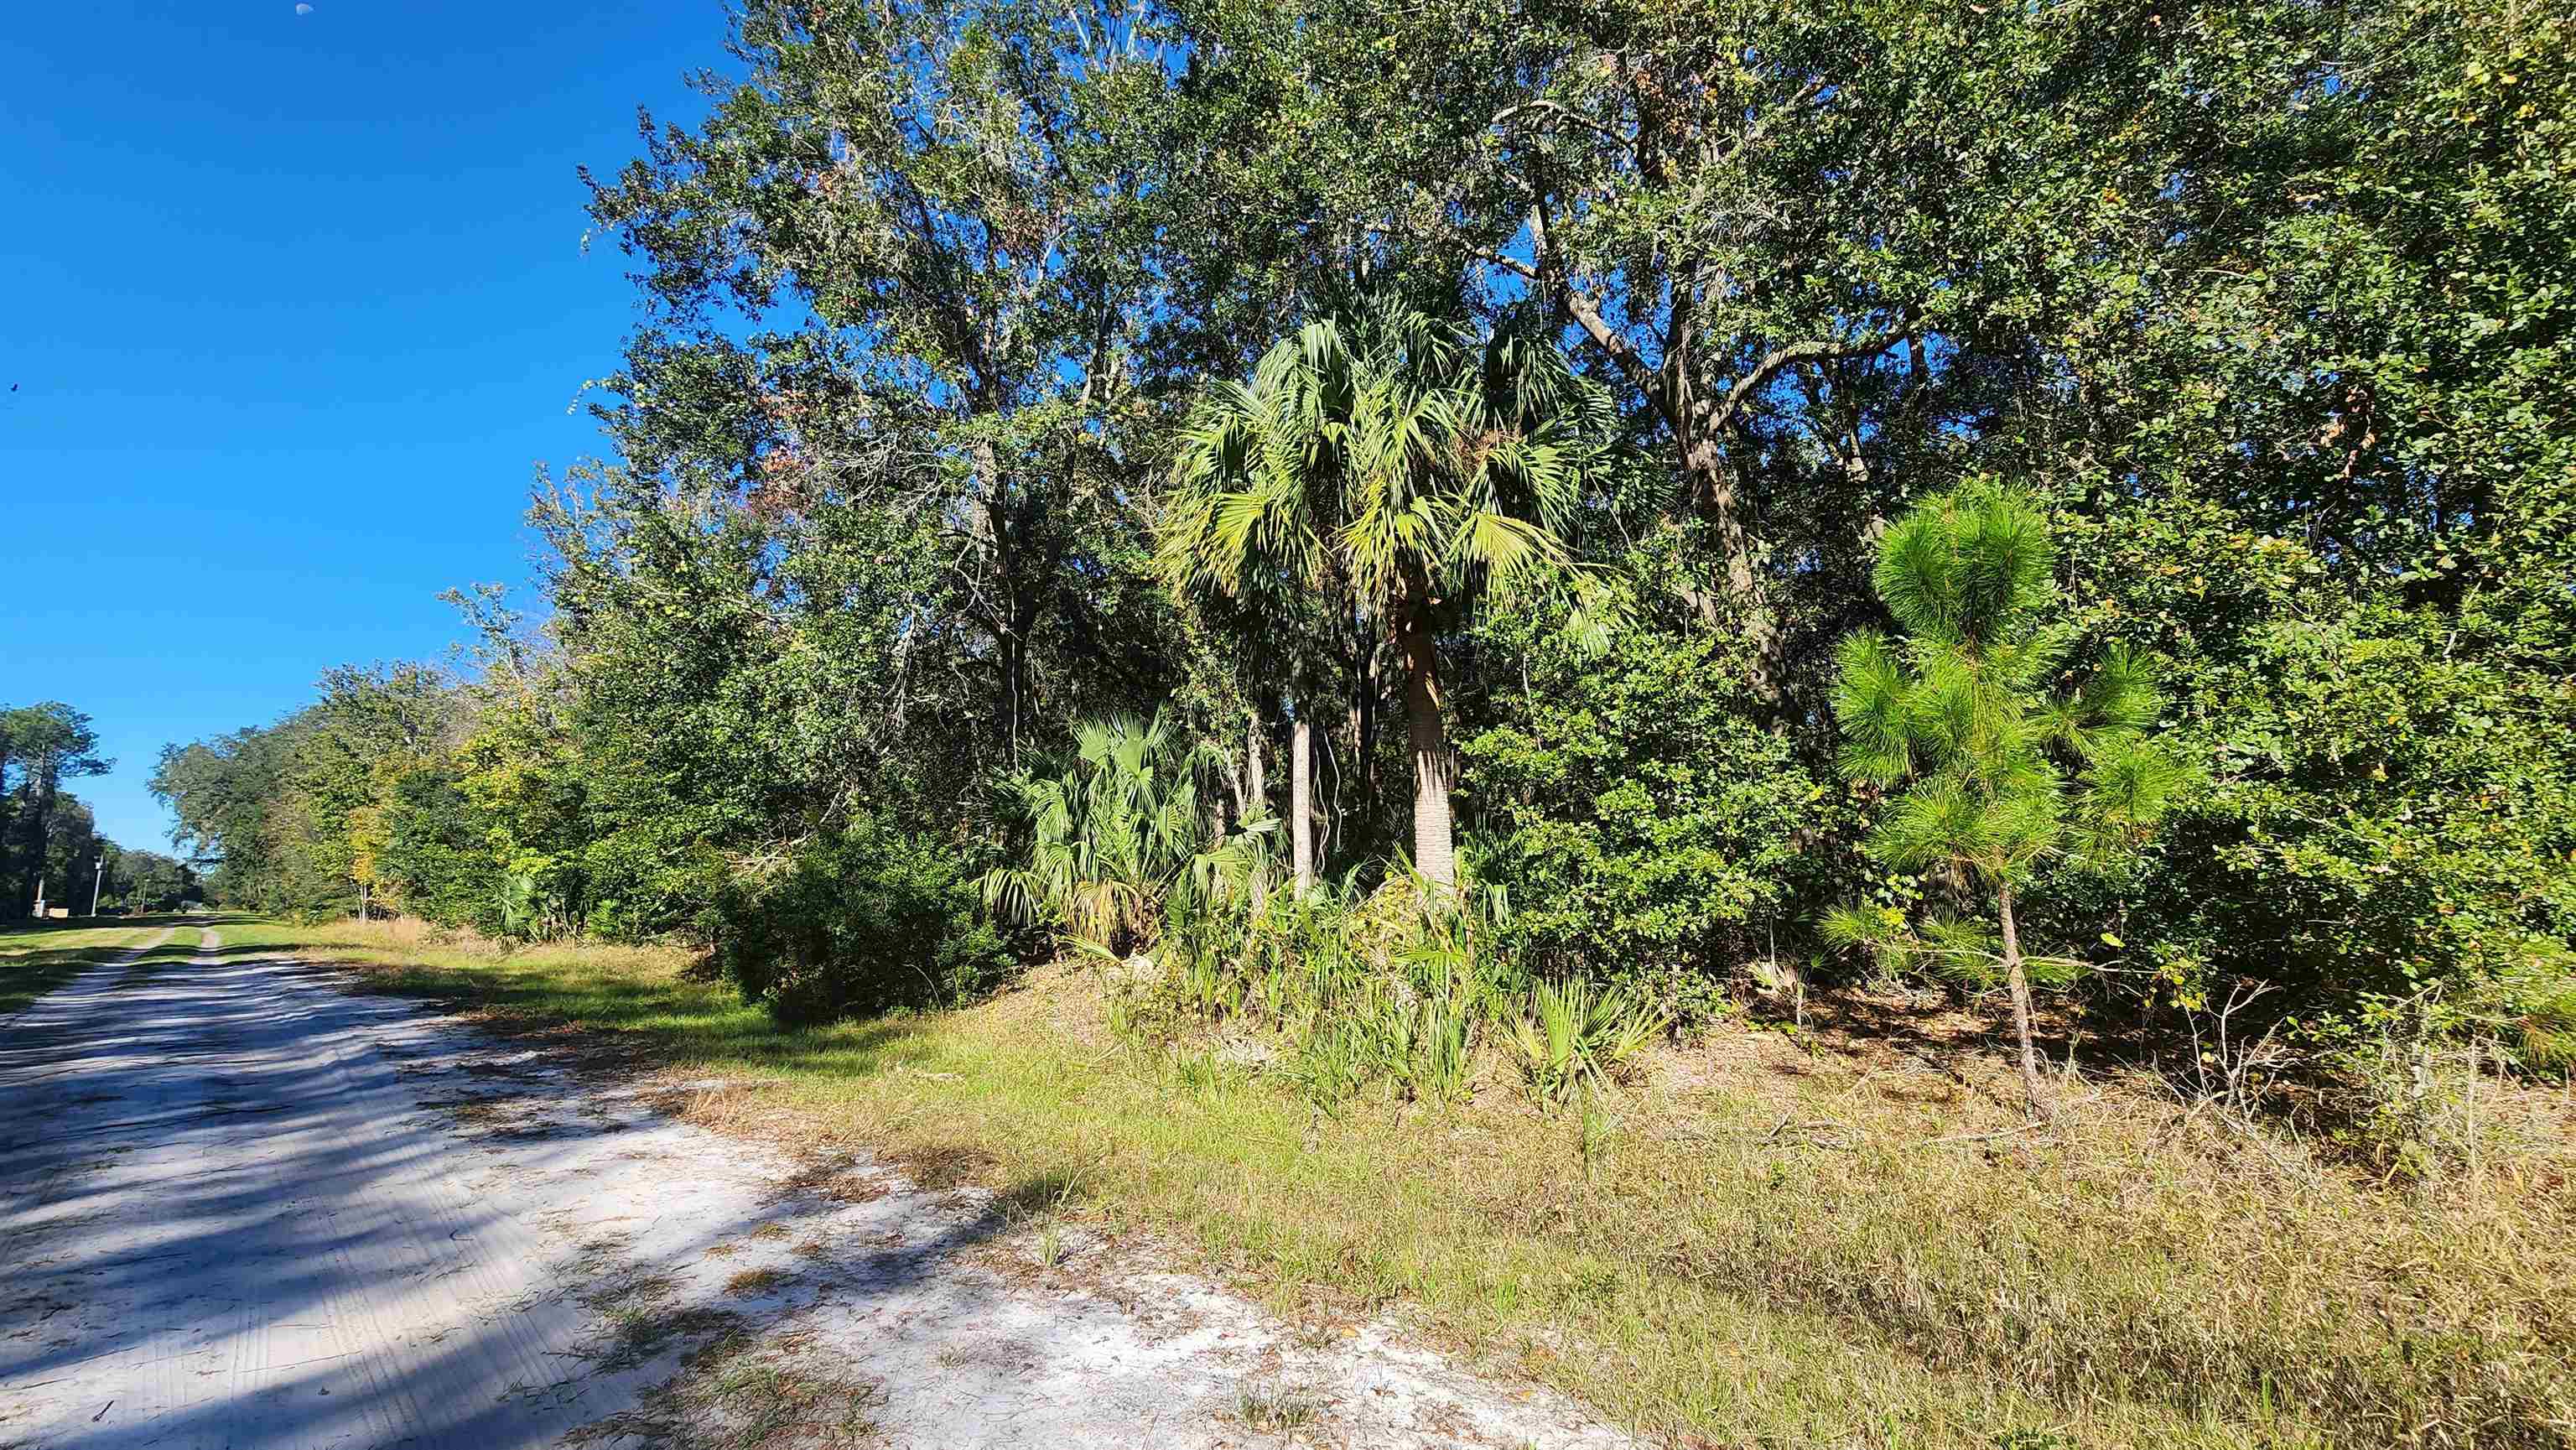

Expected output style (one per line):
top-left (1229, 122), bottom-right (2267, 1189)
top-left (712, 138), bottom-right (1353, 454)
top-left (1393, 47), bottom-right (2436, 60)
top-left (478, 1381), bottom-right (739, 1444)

top-left (1245, 709), bottom-right (1265, 818)
top-left (1997, 882), bottom-right (2049, 1115)
top-left (1291, 709), bottom-right (1315, 896)
top-left (1352, 642), bottom-right (1378, 827)
top-left (1246, 708), bottom-right (1273, 894)
top-left (1395, 588), bottom-right (1455, 887)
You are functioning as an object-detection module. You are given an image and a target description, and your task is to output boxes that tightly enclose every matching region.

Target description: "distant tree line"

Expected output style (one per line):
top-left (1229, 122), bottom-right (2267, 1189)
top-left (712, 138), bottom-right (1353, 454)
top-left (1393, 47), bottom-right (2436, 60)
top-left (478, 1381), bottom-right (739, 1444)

top-left (159, 0), bottom-right (2574, 1073)
top-left (2, 701), bottom-right (200, 917)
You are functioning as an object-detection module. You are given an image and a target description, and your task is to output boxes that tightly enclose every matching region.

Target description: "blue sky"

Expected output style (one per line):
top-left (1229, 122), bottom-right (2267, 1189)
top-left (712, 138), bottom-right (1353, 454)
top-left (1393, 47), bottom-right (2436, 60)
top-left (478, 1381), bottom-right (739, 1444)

top-left (2, 0), bottom-right (725, 850)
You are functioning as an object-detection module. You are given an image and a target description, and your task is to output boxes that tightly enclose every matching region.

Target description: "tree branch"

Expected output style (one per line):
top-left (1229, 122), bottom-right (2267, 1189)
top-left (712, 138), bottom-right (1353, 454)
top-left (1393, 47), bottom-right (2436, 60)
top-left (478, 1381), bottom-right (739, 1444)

top-left (1711, 330), bottom-right (1908, 434)
top-left (1509, 204), bottom-right (1685, 438)
top-left (1491, 99), bottom-right (1636, 160)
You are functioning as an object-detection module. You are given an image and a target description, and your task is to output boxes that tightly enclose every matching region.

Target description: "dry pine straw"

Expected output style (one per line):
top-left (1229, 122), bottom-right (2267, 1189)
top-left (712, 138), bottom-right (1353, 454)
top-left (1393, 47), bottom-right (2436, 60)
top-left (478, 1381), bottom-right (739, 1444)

top-left (283, 925), bottom-right (2575, 1450)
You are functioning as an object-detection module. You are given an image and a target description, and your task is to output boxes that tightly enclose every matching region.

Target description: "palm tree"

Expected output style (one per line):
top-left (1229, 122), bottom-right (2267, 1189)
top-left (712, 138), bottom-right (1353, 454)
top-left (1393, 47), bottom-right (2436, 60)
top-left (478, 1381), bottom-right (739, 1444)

top-left (1156, 300), bottom-right (1607, 889)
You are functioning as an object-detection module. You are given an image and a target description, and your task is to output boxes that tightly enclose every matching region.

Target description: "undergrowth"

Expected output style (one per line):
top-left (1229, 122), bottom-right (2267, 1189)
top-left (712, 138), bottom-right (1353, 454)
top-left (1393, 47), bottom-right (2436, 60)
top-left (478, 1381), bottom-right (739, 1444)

top-left (240, 911), bottom-right (2576, 1448)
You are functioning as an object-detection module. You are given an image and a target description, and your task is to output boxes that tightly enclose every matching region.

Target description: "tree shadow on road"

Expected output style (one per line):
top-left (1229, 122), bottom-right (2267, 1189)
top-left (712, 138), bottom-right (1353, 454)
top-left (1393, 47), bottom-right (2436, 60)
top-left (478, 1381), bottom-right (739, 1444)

top-left (0, 946), bottom-right (1052, 1450)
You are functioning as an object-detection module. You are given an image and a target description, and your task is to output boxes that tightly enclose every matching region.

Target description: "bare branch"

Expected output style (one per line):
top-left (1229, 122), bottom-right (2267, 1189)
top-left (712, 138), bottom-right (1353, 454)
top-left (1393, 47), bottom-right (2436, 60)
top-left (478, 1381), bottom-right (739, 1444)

top-left (1491, 99), bottom-right (1635, 159)
top-left (1710, 329), bottom-right (1908, 434)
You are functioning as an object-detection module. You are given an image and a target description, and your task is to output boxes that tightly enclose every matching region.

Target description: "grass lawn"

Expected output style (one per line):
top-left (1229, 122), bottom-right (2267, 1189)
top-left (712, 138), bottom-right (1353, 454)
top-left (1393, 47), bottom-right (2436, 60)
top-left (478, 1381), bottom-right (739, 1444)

top-left (0, 916), bottom-right (202, 1015)
top-left (225, 913), bottom-right (2575, 1449)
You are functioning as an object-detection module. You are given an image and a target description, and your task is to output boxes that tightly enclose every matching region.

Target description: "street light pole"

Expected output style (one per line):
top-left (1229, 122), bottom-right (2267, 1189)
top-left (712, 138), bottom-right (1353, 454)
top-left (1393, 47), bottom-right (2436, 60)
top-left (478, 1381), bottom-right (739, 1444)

top-left (91, 854), bottom-right (106, 917)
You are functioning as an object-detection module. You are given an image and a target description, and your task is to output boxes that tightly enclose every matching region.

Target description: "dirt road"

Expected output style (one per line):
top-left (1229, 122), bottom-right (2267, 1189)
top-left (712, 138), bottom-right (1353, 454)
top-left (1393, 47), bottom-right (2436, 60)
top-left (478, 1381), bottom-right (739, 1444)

top-left (0, 931), bottom-right (1634, 1448)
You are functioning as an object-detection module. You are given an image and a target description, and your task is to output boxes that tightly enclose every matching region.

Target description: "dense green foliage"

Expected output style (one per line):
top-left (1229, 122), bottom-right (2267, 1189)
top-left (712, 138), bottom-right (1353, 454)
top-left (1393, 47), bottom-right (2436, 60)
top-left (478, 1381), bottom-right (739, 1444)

top-left (1156, 299), bottom-right (1617, 885)
top-left (1461, 613), bottom-right (1817, 1011)
top-left (981, 712), bottom-right (1271, 954)
top-left (710, 819), bottom-right (1016, 1026)
top-left (153, 0), bottom-right (2573, 1087)
top-left (0, 701), bottom-right (193, 918)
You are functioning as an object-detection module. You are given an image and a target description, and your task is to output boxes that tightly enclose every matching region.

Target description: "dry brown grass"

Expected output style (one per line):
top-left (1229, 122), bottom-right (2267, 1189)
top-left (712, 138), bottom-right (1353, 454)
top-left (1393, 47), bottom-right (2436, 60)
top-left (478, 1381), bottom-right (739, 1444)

top-left (566, 1321), bottom-right (883, 1448)
top-left (724, 1269), bottom-right (790, 1298)
top-left (250, 918), bottom-right (2576, 1448)
top-left (714, 971), bottom-right (2576, 1447)
top-left (252, 912), bottom-right (700, 981)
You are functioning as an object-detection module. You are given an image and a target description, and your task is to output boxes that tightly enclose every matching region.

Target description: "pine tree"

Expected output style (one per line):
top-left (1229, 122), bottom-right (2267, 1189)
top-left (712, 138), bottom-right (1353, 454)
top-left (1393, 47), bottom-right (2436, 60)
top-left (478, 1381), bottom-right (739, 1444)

top-left (1826, 485), bottom-right (2194, 1113)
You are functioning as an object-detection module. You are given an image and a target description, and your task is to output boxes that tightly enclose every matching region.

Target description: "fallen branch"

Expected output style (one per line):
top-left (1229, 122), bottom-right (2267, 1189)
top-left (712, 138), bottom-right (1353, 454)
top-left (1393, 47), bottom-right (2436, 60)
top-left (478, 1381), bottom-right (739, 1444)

top-left (1919, 1121), bottom-right (2047, 1147)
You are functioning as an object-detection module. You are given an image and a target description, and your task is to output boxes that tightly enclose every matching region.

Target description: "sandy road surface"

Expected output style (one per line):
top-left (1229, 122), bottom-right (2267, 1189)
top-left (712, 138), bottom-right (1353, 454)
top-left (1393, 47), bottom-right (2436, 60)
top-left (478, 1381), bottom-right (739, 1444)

top-left (0, 932), bottom-right (1637, 1449)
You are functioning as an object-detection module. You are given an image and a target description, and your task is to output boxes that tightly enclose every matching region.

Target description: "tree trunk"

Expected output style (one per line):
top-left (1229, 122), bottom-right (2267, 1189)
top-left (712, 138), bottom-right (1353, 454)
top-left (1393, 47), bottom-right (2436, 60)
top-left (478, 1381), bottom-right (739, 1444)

top-left (1997, 882), bottom-right (2049, 1115)
top-left (1347, 693), bottom-right (1365, 829)
top-left (1291, 709), bottom-right (1315, 897)
top-left (19, 777), bottom-right (56, 918)
top-left (1244, 709), bottom-right (1273, 894)
top-left (1681, 434), bottom-right (1784, 704)
top-left (0, 745), bottom-right (12, 916)
top-left (967, 439), bottom-right (1025, 769)
top-left (1218, 754), bottom-right (1245, 832)
top-left (1245, 709), bottom-right (1266, 819)
top-left (1395, 585), bottom-right (1455, 887)
top-left (1352, 642), bottom-right (1379, 827)
top-left (1542, 243), bottom-right (1783, 707)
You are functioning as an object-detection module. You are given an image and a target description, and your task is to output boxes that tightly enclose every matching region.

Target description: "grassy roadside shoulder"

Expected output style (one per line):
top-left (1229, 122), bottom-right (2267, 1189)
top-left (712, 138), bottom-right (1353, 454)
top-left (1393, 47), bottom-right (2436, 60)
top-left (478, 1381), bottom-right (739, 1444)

top-left (117, 924), bottom-right (208, 982)
top-left (231, 914), bottom-right (2575, 1449)
top-left (0, 917), bottom-right (201, 1014)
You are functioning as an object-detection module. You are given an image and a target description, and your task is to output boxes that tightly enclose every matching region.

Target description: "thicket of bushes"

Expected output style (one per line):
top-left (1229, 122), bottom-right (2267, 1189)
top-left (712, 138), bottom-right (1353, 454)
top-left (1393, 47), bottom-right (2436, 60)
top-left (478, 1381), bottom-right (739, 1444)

top-left (708, 821), bottom-right (1015, 1026)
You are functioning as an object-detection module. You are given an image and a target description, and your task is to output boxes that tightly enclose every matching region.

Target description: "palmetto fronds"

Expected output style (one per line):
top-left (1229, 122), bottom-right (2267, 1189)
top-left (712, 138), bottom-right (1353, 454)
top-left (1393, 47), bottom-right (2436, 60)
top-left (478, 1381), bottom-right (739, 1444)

top-left (1505, 976), bottom-right (1671, 1108)
top-left (1157, 297), bottom-right (1613, 889)
top-left (982, 711), bottom-right (1273, 952)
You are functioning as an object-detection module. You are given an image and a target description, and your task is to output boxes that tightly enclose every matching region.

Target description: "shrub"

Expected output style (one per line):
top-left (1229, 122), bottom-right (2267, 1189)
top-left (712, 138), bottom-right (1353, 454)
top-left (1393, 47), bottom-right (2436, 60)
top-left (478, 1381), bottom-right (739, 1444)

top-left (1505, 976), bottom-right (1670, 1108)
top-left (711, 820), bottom-right (1015, 1027)
top-left (1460, 613), bottom-right (1831, 1013)
top-left (367, 761), bottom-right (510, 933)
top-left (2132, 612), bottom-right (2576, 1026)
top-left (578, 822), bottom-right (730, 943)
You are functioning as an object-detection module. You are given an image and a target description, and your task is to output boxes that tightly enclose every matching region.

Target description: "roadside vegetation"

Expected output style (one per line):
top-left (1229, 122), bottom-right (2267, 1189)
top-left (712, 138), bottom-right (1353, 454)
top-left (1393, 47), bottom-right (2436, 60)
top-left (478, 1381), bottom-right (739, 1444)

top-left (108, 0), bottom-right (2576, 1442)
top-left (0, 702), bottom-right (204, 927)
top-left (237, 911), bottom-right (2572, 1448)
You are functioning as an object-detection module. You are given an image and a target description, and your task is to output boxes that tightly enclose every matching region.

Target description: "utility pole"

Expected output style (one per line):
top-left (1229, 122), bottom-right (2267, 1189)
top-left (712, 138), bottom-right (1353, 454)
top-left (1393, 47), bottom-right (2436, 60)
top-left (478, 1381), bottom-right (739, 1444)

top-left (90, 854), bottom-right (105, 917)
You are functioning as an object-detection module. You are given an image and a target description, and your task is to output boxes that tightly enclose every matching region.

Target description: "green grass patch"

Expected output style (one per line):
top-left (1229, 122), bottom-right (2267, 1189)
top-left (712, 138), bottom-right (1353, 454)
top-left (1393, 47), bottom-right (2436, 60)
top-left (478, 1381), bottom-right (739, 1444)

top-left (0, 915), bottom-right (199, 1015)
top-left (242, 913), bottom-right (2576, 1449)
top-left (117, 926), bottom-right (207, 982)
